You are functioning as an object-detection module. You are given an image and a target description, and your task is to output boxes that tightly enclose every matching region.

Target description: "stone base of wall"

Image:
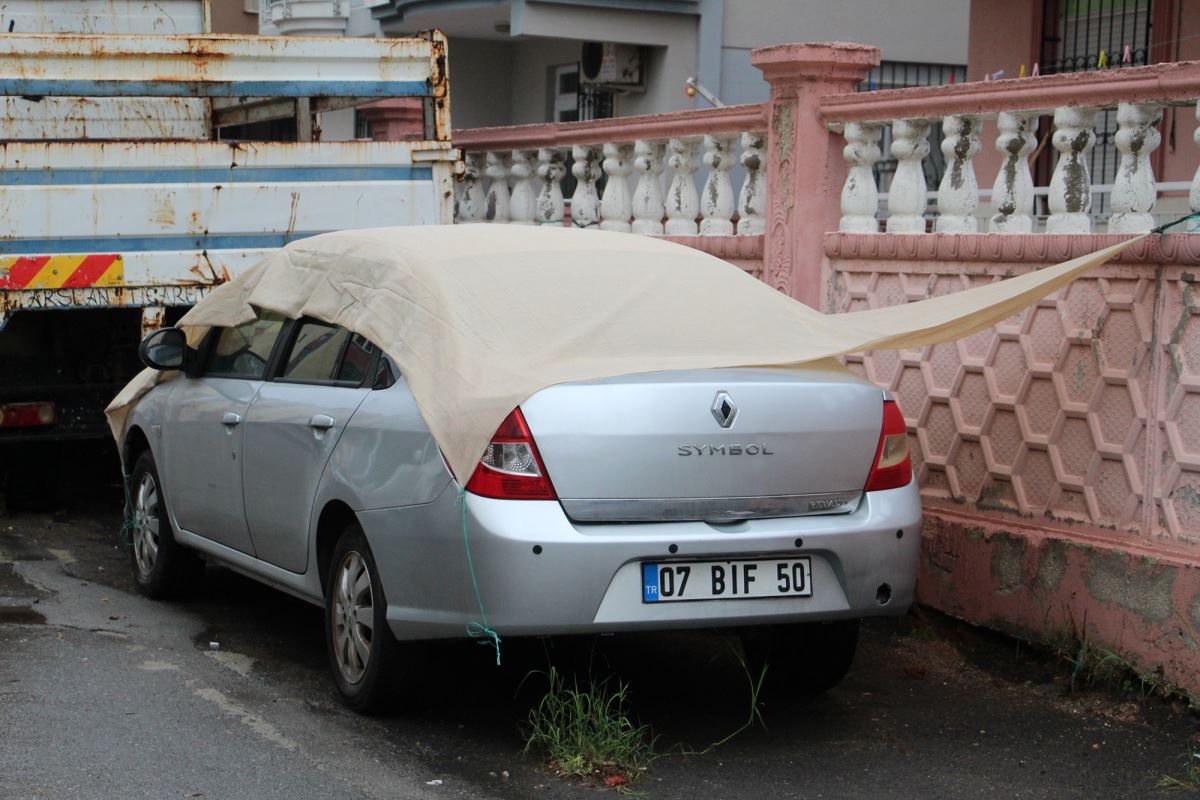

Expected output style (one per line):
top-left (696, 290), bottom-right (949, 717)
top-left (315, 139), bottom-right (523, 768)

top-left (918, 506), bottom-right (1200, 700)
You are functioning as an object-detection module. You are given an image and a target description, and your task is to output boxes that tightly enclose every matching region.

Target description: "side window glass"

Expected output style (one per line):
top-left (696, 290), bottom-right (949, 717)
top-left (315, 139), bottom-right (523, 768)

top-left (372, 355), bottom-right (398, 390)
top-left (337, 333), bottom-right (375, 385)
top-left (281, 321), bottom-right (351, 383)
top-left (206, 312), bottom-right (285, 379)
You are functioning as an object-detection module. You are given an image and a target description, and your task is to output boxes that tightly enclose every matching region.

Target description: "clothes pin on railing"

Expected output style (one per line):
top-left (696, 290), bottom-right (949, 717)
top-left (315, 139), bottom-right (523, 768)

top-left (484, 151), bottom-right (511, 223)
top-left (1108, 103), bottom-right (1162, 234)
top-left (737, 131), bottom-right (767, 236)
top-left (700, 135), bottom-right (737, 235)
top-left (665, 137), bottom-right (701, 235)
top-left (457, 152), bottom-right (486, 223)
top-left (1046, 107), bottom-right (1097, 234)
top-left (600, 142), bottom-right (634, 232)
top-left (509, 149), bottom-right (537, 225)
top-left (570, 145), bottom-right (602, 229)
top-left (885, 119), bottom-right (932, 234)
top-left (934, 115), bottom-right (981, 233)
top-left (838, 122), bottom-right (882, 233)
top-left (632, 139), bottom-right (666, 235)
top-left (535, 148), bottom-right (566, 225)
top-left (988, 112), bottom-right (1037, 233)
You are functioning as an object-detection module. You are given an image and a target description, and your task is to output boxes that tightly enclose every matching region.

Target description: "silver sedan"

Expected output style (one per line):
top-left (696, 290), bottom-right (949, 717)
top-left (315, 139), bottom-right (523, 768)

top-left (125, 312), bottom-right (921, 711)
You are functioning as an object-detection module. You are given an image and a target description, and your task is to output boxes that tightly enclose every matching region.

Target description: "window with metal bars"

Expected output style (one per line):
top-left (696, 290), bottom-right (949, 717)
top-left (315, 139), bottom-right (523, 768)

top-left (1039, 0), bottom-right (1155, 214)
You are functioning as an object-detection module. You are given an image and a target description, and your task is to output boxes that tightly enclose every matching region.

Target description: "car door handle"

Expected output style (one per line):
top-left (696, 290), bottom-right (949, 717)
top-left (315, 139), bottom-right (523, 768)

top-left (221, 412), bottom-right (242, 426)
top-left (308, 414), bottom-right (336, 430)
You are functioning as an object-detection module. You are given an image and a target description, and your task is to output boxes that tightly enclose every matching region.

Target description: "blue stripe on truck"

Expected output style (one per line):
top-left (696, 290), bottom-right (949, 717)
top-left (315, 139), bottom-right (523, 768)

top-left (0, 231), bottom-right (329, 255)
top-left (0, 79), bottom-right (432, 98)
top-left (2, 165), bottom-right (434, 186)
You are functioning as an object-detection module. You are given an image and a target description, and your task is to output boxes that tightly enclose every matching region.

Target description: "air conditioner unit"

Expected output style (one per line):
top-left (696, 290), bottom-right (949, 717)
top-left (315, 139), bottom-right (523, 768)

top-left (580, 42), bottom-right (644, 89)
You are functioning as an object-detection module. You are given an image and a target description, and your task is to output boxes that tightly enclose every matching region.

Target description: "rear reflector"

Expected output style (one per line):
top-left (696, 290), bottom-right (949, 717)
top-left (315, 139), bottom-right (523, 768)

top-left (864, 399), bottom-right (912, 492)
top-left (0, 402), bottom-right (57, 429)
top-left (465, 408), bottom-right (557, 500)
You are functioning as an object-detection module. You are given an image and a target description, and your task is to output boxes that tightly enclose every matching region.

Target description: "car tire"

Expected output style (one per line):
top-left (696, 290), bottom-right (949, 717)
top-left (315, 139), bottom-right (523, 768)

top-left (128, 450), bottom-right (203, 598)
top-left (325, 523), bottom-right (410, 714)
top-left (740, 619), bottom-right (860, 696)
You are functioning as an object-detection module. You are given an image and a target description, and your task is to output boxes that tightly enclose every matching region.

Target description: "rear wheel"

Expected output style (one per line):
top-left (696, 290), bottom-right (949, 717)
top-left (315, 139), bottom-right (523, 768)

top-left (325, 523), bottom-right (412, 713)
top-left (740, 619), bottom-right (860, 695)
top-left (128, 450), bottom-right (202, 598)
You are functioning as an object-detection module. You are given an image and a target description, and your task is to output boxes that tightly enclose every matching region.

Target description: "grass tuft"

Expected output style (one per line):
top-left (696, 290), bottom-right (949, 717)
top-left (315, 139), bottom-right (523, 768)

top-left (523, 666), bottom-right (657, 788)
top-left (1160, 752), bottom-right (1200, 792)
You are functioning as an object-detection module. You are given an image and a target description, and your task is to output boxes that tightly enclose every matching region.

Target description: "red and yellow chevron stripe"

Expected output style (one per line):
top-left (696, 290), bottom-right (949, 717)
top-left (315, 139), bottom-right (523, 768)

top-left (0, 254), bottom-right (123, 290)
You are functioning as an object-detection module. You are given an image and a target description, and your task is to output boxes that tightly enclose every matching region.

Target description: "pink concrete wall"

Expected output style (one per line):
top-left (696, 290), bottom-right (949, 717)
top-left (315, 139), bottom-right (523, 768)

top-left (827, 233), bottom-right (1200, 694)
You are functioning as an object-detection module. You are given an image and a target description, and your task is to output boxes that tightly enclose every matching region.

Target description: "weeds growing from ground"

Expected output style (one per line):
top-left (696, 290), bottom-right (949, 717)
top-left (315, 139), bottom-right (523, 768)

top-left (1160, 752), bottom-right (1200, 792)
top-left (523, 665), bottom-right (656, 787)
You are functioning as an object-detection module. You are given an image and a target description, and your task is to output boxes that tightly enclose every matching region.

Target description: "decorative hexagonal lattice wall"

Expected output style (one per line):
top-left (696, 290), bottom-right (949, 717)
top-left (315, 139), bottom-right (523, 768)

top-left (826, 233), bottom-right (1200, 550)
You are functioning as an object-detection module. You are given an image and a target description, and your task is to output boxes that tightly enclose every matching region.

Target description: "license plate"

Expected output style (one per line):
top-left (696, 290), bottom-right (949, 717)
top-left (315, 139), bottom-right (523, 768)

top-left (641, 557), bottom-right (813, 603)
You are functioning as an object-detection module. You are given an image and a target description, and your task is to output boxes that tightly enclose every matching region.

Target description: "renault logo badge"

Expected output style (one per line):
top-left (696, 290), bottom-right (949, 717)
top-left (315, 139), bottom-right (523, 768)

top-left (711, 391), bottom-right (737, 428)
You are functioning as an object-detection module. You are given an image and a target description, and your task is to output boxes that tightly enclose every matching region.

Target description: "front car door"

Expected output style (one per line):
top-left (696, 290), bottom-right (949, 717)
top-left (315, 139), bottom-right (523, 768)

top-left (161, 312), bottom-right (286, 555)
top-left (240, 321), bottom-right (375, 573)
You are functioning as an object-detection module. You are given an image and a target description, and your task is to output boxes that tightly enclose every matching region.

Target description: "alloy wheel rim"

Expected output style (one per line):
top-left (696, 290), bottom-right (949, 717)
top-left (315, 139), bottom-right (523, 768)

top-left (332, 550), bottom-right (374, 684)
top-left (132, 472), bottom-right (160, 577)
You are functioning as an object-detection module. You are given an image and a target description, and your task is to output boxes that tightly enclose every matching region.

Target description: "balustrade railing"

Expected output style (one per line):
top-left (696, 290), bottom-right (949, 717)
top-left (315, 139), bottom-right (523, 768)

top-left (819, 59), bottom-right (1200, 234)
top-left (453, 104), bottom-right (769, 236)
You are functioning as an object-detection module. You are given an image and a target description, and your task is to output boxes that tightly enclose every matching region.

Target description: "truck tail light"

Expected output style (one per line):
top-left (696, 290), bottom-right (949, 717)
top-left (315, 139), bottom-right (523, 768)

top-left (0, 402), bottom-right (57, 429)
top-left (864, 399), bottom-right (912, 492)
top-left (465, 408), bottom-right (557, 500)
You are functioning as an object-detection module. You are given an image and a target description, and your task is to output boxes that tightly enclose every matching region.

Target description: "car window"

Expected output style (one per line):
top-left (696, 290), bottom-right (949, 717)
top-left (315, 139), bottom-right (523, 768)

top-left (337, 333), bottom-right (375, 384)
top-left (281, 321), bottom-right (351, 382)
top-left (206, 312), bottom-right (285, 379)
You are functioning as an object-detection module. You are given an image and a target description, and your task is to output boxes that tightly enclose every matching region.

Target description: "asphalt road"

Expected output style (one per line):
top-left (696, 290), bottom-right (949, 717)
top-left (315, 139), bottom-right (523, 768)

top-left (1, 486), bottom-right (1198, 799)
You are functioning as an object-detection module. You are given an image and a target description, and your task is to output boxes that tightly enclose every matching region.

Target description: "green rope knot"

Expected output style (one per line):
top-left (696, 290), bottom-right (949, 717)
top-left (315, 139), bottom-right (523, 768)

top-left (458, 486), bottom-right (502, 666)
top-left (1151, 211), bottom-right (1200, 235)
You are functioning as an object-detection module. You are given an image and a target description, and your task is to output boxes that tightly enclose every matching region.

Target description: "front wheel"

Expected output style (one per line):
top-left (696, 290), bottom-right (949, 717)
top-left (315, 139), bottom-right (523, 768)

top-left (325, 523), bottom-right (414, 713)
top-left (740, 619), bottom-right (860, 696)
top-left (128, 450), bottom-right (203, 598)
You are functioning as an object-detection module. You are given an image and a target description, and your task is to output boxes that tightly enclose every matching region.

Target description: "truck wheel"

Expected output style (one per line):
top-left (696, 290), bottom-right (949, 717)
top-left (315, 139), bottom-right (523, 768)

top-left (128, 450), bottom-right (202, 598)
top-left (740, 619), bottom-right (860, 696)
top-left (325, 523), bottom-right (413, 714)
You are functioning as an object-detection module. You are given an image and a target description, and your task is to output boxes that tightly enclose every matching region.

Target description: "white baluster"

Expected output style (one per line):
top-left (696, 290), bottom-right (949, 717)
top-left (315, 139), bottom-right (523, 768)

top-left (509, 149), bottom-right (537, 225)
top-left (1046, 106), bottom-right (1097, 234)
top-left (737, 131), bottom-right (767, 236)
top-left (699, 135), bottom-right (736, 235)
top-left (1108, 103), bottom-right (1163, 234)
top-left (535, 148), bottom-right (566, 225)
top-left (600, 142), bottom-right (634, 232)
top-left (838, 122), bottom-right (881, 233)
top-left (632, 139), bottom-right (666, 235)
top-left (1191, 101), bottom-right (1200, 215)
top-left (935, 115), bottom-right (981, 233)
top-left (484, 151), bottom-right (510, 223)
top-left (989, 112), bottom-right (1038, 233)
top-left (665, 137), bottom-right (700, 235)
top-left (457, 152), bottom-right (486, 223)
top-left (885, 119), bottom-right (932, 234)
top-left (570, 145), bottom-right (601, 229)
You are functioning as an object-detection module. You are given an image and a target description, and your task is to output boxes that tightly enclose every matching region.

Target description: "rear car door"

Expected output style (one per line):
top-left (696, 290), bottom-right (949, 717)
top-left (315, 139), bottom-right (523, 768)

top-left (240, 321), bottom-right (375, 573)
top-left (161, 312), bottom-right (286, 554)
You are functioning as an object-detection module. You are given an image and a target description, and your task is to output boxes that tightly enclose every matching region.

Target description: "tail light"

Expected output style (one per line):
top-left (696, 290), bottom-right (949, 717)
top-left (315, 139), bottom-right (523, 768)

top-left (465, 408), bottom-right (557, 500)
top-left (0, 402), bottom-right (57, 429)
top-left (864, 399), bottom-right (912, 492)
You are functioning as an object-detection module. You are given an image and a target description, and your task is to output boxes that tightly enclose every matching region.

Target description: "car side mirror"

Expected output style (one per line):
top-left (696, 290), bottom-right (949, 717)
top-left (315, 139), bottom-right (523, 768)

top-left (138, 327), bottom-right (192, 372)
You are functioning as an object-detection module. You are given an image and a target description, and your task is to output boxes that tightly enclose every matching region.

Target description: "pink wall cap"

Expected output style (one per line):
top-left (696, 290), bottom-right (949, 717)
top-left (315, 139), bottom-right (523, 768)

top-left (751, 42), bottom-right (881, 83)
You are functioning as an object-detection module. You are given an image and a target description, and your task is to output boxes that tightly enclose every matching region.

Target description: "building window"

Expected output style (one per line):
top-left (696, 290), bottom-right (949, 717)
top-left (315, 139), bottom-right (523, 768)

top-left (552, 64), bottom-right (580, 123)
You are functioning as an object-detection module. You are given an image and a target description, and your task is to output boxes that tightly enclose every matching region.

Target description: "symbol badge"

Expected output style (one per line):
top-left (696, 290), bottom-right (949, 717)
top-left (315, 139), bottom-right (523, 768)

top-left (711, 391), bottom-right (738, 428)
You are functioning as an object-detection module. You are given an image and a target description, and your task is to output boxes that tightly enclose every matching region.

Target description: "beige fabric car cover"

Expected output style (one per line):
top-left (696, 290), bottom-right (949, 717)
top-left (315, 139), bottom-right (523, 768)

top-left (106, 224), bottom-right (1144, 483)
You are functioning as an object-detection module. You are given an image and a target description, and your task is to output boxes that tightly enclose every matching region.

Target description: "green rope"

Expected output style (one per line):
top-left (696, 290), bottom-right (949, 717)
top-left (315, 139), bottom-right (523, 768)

top-left (458, 486), bottom-right (502, 666)
top-left (1151, 212), bottom-right (1200, 235)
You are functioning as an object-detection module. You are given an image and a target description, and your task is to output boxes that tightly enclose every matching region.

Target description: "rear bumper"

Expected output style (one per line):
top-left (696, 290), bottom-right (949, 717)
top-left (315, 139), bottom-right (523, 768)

top-left (359, 482), bottom-right (922, 641)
